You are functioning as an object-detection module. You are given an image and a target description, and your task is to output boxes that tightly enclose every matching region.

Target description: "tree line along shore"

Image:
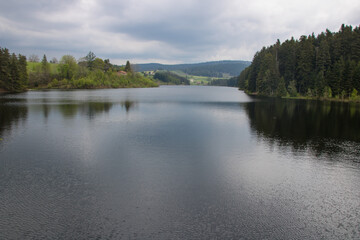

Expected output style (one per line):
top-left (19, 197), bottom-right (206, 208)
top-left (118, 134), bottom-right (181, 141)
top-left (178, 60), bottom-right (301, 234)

top-left (0, 50), bottom-right (157, 92)
top-left (239, 24), bottom-right (360, 102)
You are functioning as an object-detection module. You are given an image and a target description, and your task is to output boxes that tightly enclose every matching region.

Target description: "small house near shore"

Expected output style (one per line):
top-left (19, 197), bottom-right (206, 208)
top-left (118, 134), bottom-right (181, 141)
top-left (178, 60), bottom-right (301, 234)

top-left (117, 71), bottom-right (127, 76)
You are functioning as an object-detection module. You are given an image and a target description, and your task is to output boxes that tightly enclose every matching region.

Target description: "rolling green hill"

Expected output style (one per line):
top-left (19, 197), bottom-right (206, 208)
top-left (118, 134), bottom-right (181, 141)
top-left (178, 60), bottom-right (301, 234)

top-left (134, 60), bottom-right (251, 78)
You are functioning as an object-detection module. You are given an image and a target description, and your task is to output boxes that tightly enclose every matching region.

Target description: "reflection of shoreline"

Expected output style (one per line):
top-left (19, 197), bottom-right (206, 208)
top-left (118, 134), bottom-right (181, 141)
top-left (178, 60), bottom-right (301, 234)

top-left (0, 99), bottom-right (28, 140)
top-left (0, 98), bottom-right (137, 136)
top-left (244, 99), bottom-right (360, 155)
top-left (55, 100), bottom-right (137, 119)
top-left (121, 100), bottom-right (135, 113)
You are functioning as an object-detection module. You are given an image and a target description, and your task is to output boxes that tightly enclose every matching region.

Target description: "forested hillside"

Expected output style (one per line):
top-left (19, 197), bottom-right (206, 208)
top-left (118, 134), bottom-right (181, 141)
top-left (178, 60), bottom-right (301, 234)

top-left (209, 77), bottom-right (239, 87)
top-left (136, 60), bottom-right (251, 77)
top-left (153, 71), bottom-right (190, 85)
top-left (239, 24), bottom-right (360, 100)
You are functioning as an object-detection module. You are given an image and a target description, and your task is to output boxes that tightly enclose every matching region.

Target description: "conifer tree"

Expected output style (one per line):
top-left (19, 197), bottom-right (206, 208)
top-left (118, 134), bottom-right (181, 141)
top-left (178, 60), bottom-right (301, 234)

top-left (0, 48), bottom-right (11, 90)
top-left (85, 51), bottom-right (96, 70)
top-left (9, 53), bottom-right (20, 91)
top-left (18, 54), bottom-right (28, 89)
top-left (125, 60), bottom-right (132, 73)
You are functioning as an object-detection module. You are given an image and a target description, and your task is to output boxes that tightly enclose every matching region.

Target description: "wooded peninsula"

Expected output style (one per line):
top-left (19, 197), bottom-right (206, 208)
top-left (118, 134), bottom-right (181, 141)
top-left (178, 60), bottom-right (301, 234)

top-left (239, 24), bottom-right (360, 101)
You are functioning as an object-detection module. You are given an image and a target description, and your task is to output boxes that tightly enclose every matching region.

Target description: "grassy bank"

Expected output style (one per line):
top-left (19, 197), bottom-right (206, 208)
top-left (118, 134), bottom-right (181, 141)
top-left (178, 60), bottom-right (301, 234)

top-left (170, 70), bottom-right (228, 85)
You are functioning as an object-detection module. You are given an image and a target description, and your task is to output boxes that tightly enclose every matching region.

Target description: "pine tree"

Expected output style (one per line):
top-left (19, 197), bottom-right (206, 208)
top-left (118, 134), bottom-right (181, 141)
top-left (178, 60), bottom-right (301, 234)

top-left (85, 51), bottom-right (96, 70)
top-left (18, 54), bottom-right (28, 89)
top-left (296, 36), bottom-right (315, 94)
top-left (0, 48), bottom-right (11, 90)
top-left (329, 58), bottom-right (345, 97)
top-left (351, 26), bottom-right (360, 62)
top-left (125, 60), bottom-right (132, 73)
top-left (278, 38), bottom-right (296, 87)
top-left (342, 59), bottom-right (355, 97)
top-left (40, 54), bottom-right (50, 84)
top-left (41, 54), bottom-right (49, 72)
top-left (353, 62), bottom-right (360, 91)
top-left (9, 53), bottom-right (20, 92)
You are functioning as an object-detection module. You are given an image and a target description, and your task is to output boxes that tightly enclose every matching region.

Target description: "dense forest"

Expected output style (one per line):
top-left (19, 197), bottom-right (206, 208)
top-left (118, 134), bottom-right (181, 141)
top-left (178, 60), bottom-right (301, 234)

top-left (136, 61), bottom-right (251, 77)
top-left (239, 24), bottom-right (360, 100)
top-left (153, 71), bottom-right (190, 85)
top-left (0, 48), bottom-right (28, 92)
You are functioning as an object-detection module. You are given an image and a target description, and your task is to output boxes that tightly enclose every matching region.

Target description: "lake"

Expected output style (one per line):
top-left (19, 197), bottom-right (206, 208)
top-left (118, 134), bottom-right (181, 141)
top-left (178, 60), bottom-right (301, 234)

top-left (0, 86), bottom-right (359, 239)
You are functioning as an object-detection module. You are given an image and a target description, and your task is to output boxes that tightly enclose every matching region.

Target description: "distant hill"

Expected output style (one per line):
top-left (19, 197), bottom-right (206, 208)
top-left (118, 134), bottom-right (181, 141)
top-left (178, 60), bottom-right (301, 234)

top-left (134, 60), bottom-right (251, 77)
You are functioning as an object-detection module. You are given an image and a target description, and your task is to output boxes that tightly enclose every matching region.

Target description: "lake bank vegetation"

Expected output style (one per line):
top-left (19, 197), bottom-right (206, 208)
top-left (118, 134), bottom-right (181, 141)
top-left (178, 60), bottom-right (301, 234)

top-left (239, 24), bottom-right (360, 102)
top-left (0, 50), bottom-right (157, 92)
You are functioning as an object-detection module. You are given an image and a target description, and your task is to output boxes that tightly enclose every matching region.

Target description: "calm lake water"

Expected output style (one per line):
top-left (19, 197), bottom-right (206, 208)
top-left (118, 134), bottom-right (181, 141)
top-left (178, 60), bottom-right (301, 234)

top-left (0, 86), bottom-right (359, 239)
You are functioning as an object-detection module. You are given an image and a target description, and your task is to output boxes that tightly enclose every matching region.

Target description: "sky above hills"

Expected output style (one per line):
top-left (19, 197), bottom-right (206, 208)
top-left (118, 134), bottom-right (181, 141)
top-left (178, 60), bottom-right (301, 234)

top-left (0, 0), bottom-right (359, 64)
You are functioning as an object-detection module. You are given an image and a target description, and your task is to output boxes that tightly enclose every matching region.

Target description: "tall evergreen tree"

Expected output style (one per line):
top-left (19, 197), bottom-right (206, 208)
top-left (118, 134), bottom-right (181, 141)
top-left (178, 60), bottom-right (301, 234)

top-left (296, 36), bottom-right (315, 94)
top-left (18, 54), bottom-right (28, 89)
top-left (40, 54), bottom-right (50, 84)
top-left (41, 54), bottom-right (49, 72)
top-left (9, 53), bottom-right (20, 91)
top-left (0, 48), bottom-right (11, 90)
top-left (125, 60), bottom-right (132, 73)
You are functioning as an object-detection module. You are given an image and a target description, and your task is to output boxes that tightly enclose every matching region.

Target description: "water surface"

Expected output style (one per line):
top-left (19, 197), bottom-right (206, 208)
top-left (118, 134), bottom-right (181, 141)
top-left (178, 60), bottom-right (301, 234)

top-left (1, 86), bottom-right (359, 239)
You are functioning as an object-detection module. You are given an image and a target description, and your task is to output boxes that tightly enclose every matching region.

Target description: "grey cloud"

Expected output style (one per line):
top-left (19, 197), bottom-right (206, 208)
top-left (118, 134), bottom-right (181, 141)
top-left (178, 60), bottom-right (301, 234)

top-left (1, 0), bottom-right (359, 64)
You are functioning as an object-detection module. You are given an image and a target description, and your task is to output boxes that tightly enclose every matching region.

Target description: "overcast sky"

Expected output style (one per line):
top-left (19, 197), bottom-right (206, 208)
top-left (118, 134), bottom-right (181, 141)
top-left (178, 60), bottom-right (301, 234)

top-left (0, 0), bottom-right (359, 64)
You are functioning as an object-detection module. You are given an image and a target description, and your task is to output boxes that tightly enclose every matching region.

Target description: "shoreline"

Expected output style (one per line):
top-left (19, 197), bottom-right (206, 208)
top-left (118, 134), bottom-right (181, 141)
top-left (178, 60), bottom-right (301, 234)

top-left (242, 90), bottom-right (360, 103)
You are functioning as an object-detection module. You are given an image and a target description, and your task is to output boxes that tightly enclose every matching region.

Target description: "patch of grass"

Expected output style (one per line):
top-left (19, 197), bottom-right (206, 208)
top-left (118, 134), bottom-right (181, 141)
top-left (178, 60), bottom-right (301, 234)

top-left (169, 71), bottom-right (228, 85)
top-left (27, 62), bottom-right (59, 75)
top-left (172, 71), bottom-right (230, 85)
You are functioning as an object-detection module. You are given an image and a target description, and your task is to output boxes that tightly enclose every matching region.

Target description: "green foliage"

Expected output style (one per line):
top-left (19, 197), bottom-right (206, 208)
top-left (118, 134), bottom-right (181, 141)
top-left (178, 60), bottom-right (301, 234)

top-left (0, 47), bottom-right (28, 92)
top-left (58, 55), bottom-right (78, 80)
top-left (288, 80), bottom-right (298, 97)
top-left (240, 24), bottom-right (360, 100)
top-left (24, 52), bottom-right (157, 89)
top-left (44, 68), bottom-right (157, 89)
top-left (93, 58), bottom-right (105, 71)
top-left (351, 88), bottom-right (359, 101)
top-left (323, 86), bottom-right (332, 98)
top-left (276, 77), bottom-right (288, 97)
top-left (85, 51), bottom-right (96, 70)
top-left (1, 49), bottom-right (156, 90)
